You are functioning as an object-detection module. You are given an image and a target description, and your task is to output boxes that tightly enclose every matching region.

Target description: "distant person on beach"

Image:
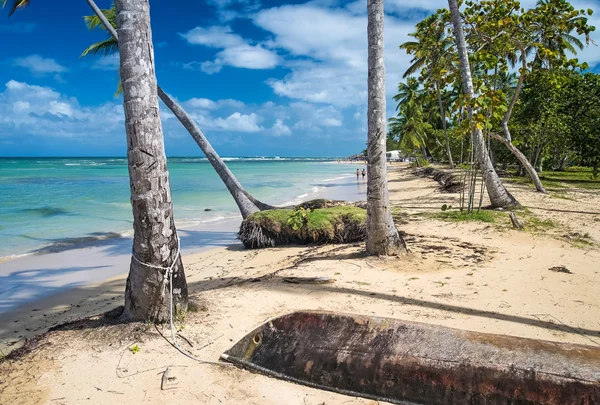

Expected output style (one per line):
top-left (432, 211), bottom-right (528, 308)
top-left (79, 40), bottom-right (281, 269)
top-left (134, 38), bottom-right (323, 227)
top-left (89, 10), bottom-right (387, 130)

top-left (356, 169), bottom-right (360, 180)
top-left (362, 169), bottom-right (366, 179)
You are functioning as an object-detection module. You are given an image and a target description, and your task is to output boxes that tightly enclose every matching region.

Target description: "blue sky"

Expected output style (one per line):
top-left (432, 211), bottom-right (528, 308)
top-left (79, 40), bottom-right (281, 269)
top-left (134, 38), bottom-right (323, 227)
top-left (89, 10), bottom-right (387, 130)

top-left (1, 0), bottom-right (598, 157)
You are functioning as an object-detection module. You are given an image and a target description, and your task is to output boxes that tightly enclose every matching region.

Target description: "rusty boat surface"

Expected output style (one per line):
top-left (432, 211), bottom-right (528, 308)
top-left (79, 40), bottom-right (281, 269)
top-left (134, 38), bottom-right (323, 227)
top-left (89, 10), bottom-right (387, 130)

top-left (221, 311), bottom-right (600, 405)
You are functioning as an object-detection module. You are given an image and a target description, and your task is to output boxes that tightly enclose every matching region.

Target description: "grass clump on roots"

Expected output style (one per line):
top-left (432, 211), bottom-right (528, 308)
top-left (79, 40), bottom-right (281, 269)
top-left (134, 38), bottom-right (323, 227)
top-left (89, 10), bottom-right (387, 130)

top-left (238, 202), bottom-right (366, 248)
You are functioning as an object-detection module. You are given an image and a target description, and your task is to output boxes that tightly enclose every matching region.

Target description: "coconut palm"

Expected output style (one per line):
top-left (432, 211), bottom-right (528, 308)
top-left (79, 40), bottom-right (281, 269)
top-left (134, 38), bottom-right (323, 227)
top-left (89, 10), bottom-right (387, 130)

top-left (366, 0), bottom-right (406, 256)
top-left (393, 77), bottom-right (420, 112)
top-left (400, 17), bottom-right (455, 167)
top-left (446, 0), bottom-right (519, 208)
top-left (530, 0), bottom-right (588, 68)
top-left (117, 0), bottom-right (186, 320)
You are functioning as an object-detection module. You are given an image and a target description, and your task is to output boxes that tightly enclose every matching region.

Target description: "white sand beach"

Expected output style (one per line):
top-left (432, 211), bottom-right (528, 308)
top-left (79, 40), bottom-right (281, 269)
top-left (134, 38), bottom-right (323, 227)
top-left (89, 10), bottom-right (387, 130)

top-left (1, 164), bottom-right (599, 405)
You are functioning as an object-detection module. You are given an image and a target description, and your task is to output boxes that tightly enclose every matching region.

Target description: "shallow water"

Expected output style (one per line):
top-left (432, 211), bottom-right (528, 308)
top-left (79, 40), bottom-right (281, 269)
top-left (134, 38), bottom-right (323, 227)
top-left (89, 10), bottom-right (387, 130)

top-left (0, 157), bottom-right (366, 258)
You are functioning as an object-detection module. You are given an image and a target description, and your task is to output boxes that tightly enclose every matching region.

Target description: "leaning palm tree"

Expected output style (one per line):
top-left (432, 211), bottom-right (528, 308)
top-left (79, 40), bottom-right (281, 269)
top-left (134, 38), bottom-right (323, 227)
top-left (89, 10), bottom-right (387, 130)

top-left (366, 0), bottom-right (406, 255)
top-left (446, 0), bottom-right (519, 208)
top-left (82, 1), bottom-right (274, 218)
top-left (4, 0), bottom-right (273, 219)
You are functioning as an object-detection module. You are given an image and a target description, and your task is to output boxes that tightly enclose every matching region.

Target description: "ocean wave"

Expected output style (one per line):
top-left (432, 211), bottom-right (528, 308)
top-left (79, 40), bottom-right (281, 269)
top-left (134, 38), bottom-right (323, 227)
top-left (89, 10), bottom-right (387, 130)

top-left (278, 184), bottom-right (325, 206)
top-left (321, 174), bottom-right (354, 182)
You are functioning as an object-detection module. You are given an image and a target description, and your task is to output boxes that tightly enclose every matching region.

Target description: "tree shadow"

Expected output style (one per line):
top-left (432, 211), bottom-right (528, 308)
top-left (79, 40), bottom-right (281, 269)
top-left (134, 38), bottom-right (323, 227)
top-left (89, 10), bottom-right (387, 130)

top-left (0, 265), bottom-right (110, 312)
top-left (183, 275), bottom-right (600, 340)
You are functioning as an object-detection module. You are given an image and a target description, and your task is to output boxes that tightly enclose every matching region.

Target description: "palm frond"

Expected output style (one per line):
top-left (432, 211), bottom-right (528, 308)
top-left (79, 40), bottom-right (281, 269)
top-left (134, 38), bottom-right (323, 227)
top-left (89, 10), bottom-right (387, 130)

top-left (80, 38), bottom-right (118, 57)
top-left (114, 80), bottom-right (123, 98)
top-left (83, 3), bottom-right (116, 31)
top-left (562, 33), bottom-right (584, 50)
top-left (3, 0), bottom-right (29, 17)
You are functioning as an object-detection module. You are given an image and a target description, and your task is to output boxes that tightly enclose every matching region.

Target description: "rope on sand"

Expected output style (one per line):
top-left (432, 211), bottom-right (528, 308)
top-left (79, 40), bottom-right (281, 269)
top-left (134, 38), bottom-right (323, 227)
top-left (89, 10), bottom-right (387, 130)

top-left (133, 239), bottom-right (229, 367)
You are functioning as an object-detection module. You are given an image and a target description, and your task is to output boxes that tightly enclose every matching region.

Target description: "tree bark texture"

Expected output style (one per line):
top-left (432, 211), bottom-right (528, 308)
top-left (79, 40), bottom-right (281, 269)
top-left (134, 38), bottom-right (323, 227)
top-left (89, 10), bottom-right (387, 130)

top-left (447, 0), bottom-right (519, 208)
top-left (116, 0), bottom-right (188, 321)
top-left (366, 0), bottom-right (406, 255)
top-left (87, 0), bottom-right (268, 218)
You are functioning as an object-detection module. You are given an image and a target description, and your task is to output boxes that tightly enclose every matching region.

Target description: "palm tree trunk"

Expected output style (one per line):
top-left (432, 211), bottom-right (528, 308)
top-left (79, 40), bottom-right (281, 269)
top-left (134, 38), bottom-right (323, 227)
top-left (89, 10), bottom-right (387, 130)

top-left (366, 0), bottom-right (406, 256)
top-left (116, 0), bottom-right (187, 321)
top-left (85, 0), bottom-right (270, 219)
top-left (447, 0), bottom-right (519, 208)
top-left (158, 88), bottom-right (273, 216)
top-left (435, 82), bottom-right (454, 169)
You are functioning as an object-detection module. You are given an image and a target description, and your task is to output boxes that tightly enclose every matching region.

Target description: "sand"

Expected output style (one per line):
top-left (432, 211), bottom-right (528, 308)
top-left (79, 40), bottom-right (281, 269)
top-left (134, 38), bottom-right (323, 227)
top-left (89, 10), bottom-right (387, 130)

top-left (1, 163), bottom-right (599, 405)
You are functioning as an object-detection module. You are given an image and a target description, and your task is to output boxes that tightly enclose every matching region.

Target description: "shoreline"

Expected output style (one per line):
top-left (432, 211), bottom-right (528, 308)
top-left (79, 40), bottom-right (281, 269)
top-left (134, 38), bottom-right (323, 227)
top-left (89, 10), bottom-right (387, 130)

top-left (0, 172), bottom-right (366, 317)
top-left (2, 164), bottom-right (600, 404)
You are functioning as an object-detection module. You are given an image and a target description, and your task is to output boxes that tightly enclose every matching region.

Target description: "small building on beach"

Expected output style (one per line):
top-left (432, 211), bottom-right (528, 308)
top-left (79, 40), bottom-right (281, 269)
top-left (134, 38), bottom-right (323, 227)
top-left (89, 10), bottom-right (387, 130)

top-left (386, 150), bottom-right (403, 162)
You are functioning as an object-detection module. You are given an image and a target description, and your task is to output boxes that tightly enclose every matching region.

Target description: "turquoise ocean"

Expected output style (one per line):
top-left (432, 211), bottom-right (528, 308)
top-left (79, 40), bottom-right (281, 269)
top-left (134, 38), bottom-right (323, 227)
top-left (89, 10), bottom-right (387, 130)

top-left (0, 157), bottom-right (366, 259)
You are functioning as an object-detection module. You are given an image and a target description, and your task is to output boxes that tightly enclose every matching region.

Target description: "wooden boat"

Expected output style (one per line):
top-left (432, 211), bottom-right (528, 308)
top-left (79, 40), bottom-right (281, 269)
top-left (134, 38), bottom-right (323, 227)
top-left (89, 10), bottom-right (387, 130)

top-left (221, 311), bottom-right (600, 405)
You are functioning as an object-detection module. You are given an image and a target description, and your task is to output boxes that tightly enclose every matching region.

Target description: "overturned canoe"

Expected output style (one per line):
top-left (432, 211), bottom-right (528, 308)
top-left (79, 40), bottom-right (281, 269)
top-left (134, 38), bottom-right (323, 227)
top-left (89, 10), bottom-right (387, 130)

top-left (221, 311), bottom-right (600, 405)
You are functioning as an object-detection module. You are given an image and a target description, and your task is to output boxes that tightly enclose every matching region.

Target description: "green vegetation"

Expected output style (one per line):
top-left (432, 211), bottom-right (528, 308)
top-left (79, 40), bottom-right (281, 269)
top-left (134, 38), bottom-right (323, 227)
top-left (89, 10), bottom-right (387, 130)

top-left (391, 0), bottom-right (597, 182)
top-left (238, 204), bottom-right (367, 248)
top-left (428, 210), bottom-right (500, 223)
top-left (504, 168), bottom-right (600, 190)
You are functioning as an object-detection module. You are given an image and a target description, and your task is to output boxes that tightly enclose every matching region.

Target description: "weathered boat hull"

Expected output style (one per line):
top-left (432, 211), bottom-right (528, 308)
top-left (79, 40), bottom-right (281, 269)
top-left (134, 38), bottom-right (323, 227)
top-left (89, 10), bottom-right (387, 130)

top-left (221, 311), bottom-right (600, 405)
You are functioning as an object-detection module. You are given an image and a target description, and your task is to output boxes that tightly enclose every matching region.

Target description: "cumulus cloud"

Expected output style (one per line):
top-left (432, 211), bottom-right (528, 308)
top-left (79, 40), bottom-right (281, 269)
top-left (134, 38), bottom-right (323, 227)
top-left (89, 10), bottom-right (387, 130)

top-left (179, 25), bottom-right (280, 73)
top-left (0, 80), bottom-right (123, 139)
top-left (12, 54), bottom-right (67, 75)
top-left (253, 5), bottom-right (413, 111)
top-left (271, 119), bottom-right (292, 136)
top-left (214, 112), bottom-right (263, 132)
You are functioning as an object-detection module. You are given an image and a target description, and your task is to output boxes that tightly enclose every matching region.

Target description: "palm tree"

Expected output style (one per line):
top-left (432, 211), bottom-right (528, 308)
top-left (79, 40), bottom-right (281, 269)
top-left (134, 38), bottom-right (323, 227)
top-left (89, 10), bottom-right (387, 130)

top-left (116, 0), bottom-right (187, 320)
top-left (400, 17), bottom-right (455, 168)
top-left (530, 0), bottom-right (588, 68)
top-left (4, 0), bottom-right (273, 219)
top-left (447, 0), bottom-right (519, 208)
top-left (393, 77), bottom-right (420, 112)
top-left (366, 0), bottom-right (406, 256)
top-left (390, 78), bottom-right (430, 156)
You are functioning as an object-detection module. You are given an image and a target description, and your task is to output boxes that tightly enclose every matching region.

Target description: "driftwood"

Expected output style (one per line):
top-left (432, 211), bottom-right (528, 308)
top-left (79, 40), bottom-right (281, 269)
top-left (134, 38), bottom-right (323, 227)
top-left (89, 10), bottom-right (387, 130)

top-left (222, 311), bottom-right (600, 405)
top-left (412, 167), bottom-right (463, 193)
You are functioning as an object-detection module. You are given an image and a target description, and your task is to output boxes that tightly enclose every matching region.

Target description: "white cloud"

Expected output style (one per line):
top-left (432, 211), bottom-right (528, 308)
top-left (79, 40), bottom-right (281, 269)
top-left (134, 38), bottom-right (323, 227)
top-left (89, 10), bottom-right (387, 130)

top-left (217, 44), bottom-right (279, 69)
top-left (253, 5), bottom-right (413, 110)
top-left (0, 80), bottom-right (123, 139)
top-left (214, 112), bottom-right (263, 132)
top-left (180, 26), bottom-right (245, 48)
top-left (12, 54), bottom-right (67, 74)
top-left (271, 119), bottom-right (292, 136)
top-left (179, 25), bottom-right (280, 72)
top-left (187, 97), bottom-right (218, 109)
top-left (322, 117), bottom-right (342, 127)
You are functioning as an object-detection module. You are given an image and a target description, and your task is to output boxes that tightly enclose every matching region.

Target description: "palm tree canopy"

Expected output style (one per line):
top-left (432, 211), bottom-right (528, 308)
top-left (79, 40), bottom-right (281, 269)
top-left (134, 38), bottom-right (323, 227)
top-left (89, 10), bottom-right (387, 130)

top-left (2, 0), bottom-right (29, 17)
top-left (81, 3), bottom-right (117, 58)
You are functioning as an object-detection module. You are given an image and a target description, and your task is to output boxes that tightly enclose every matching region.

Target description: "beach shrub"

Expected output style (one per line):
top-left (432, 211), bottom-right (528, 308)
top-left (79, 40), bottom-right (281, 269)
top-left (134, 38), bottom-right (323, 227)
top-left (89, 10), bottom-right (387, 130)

top-left (238, 203), bottom-right (367, 248)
